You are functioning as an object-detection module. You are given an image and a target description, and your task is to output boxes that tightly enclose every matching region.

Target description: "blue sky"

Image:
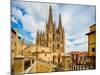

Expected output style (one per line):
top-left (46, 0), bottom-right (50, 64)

top-left (11, 1), bottom-right (96, 53)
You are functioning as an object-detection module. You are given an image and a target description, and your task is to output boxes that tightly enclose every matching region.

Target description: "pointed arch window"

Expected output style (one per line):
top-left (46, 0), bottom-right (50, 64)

top-left (53, 55), bottom-right (56, 63)
top-left (57, 44), bottom-right (60, 49)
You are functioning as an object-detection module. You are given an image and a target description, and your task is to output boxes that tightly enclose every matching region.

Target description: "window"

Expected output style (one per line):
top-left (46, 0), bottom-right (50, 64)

top-left (53, 44), bottom-right (55, 52)
top-left (45, 54), bottom-right (46, 56)
top-left (91, 56), bottom-right (95, 60)
top-left (57, 44), bottom-right (60, 49)
top-left (92, 48), bottom-right (95, 52)
top-left (53, 55), bottom-right (55, 63)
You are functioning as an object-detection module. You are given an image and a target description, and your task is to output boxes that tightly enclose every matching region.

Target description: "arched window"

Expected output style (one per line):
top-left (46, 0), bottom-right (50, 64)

top-left (53, 44), bottom-right (55, 52)
top-left (42, 50), bottom-right (44, 52)
top-left (53, 55), bottom-right (56, 63)
top-left (53, 34), bottom-right (55, 40)
top-left (58, 53), bottom-right (61, 63)
top-left (57, 44), bottom-right (60, 49)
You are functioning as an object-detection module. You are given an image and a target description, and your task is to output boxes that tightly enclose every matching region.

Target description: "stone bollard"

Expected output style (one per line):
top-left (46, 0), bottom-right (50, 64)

top-left (14, 55), bottom-right (24, 74)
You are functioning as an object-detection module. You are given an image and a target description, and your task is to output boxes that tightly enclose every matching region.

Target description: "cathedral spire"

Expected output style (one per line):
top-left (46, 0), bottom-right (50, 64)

top-left (37, 30), bottom-right (39, 36)
top-left (46, 21), bottom-right (48, 32)
top-left (58, 14), bottom-right (62, 29)
top-left (36, 30), bottom-right (39, 40)
top-left (36, 30), bottom-right (39, 44)
top-left (48, 6), bottom-right (53, 24)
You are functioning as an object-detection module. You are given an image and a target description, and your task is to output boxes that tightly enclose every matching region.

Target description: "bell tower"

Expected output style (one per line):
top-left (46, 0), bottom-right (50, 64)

top-left (47, 6), bottom-right (54, 49)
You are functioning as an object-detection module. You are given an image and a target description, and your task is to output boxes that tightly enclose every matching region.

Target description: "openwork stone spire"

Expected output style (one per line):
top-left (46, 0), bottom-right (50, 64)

top-left (58, 14), bottom-right (62, 29)
top-left (48, 6), bottom-right (53, 24)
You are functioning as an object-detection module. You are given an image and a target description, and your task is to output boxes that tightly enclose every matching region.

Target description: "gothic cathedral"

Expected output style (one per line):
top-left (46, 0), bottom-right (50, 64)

top-left (36, 6), bottom-right (65, 64)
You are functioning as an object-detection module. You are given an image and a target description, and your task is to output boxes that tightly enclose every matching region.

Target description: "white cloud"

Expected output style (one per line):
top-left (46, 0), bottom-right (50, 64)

top-left (12, 4), bottom-right (37, 33)
top-left (12, 6), bottom-right (23, 19)
top-left (65, 28), bottom-right (89, 53)
top-left (21, 15), bottom-right (35, 32)
top-left (31, 33), bottom-right (36, 44)
top-left (12, 16), bottom-right (18, 24)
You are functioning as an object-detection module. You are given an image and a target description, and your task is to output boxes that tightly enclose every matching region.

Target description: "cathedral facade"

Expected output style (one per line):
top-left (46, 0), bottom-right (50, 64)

top-left (35, 6), bottom-right (65, 64)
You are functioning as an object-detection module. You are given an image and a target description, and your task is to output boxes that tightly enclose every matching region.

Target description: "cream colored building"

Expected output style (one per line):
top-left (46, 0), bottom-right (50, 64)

top-left (86, 24), bottom-right (96, 57)
top-left (86, 24), bottom-right (96, 68)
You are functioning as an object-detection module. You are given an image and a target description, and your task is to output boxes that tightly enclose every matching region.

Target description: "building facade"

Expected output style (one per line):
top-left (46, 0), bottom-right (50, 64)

top-left (35, 6), bottom-right (65, 65)
top-left (86, 24), bottom-right (96, 69)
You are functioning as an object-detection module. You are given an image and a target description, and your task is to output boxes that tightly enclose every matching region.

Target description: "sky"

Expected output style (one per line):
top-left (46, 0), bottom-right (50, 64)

top-left (11, 1), bottom-right (96, 53)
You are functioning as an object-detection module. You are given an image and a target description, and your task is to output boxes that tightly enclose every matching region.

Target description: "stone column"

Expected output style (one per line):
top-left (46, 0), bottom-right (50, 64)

top-left (14, 56), bottom-right (24, 74)
top-left (29, 56), bottom-right (33, 65)
top-left (63, 55), bottom-right (71, 71)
